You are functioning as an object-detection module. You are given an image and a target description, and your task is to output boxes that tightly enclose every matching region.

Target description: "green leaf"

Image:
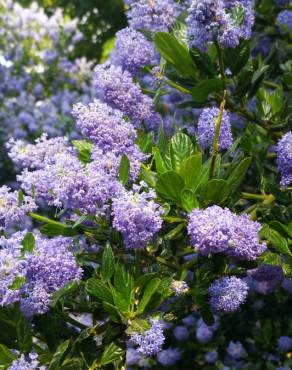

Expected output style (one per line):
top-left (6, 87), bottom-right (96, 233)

top-left (72, 140), bottom-right (93, 163)
top-left (85, 278), bottom-right (113, 304)
top-left (156, 171), bottom-right (185, 202)
top-left (111, 287), bottom-right (131, 313)
top-left (18, 189), bottom-right (24, 206)
top-left (9, 276), bottom-right (26, 290)
top-left (201, 179), bottom-right (230, 205)
top-left (137, 278), bottom-right (161, 315)
top-left (164, 222), bottom-right (185, 240)
top-left (231, 4), bottom-right (245, 25)
top-left (135, 273), bottom-right (158, 289)
top-left (270, 221), bottom-right (292, 239)
top-left (139, 167), bottom-right (157, 188)
top-left (154, 32), bottom-right (197, 77)
top-left (114, 264), bottom-right (134, 300)
top-left (258, 251), bottom-right (281, 266)
top-left (181, 189), bottom-right (199, 212)
top-left (48, 340), bottom-right (70, 370)
top-left (224, 42), bottom-right (250, 75)
top-left (16, 313), bottom-right (32, 353)
top-left (157, 124), bottom-right (169, 155)
top-left (179, 154), bottom-right (202, 189)
top-left (227, 157), bottom-right (252, 193)
top-left (136, 131), bottom-right (155, 153)
top-left (50, 281), bottom-right (79, 308)
top-left (153, 147), bottom-right (169, 174)
top-left (102, 302), bottom-right (122, 323)
top-left (269, 230), bottom-right (291, 256)
top-left (0, 344), bottom-right (16, 366)
top-left (118, 154), bottom-right (130, 186)
top-left (126, 319), bottom-right (151, 335)
top-left (30, 213), bottom-right (78, 237)
top-left (40, 223), bottom-right (78, 237)
top-left (169, 133), bottom-right (194, 171)
top-left (21, 232), bottom-right (35, 255)
top-left (191, 79), bottom-right (222, 102)
top-left (100, 343), bottom-right (124, 366)
top-left (101, 244), bottom-right (115, 282)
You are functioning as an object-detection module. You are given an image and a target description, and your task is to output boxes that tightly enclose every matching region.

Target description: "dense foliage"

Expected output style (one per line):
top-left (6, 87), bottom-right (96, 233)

top-left (0, 0), bottom-right (291, 369)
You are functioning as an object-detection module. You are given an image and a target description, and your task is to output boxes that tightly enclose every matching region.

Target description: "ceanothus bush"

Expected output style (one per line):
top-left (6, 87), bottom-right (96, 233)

top-left (0, 0), bottom-right (291, 369)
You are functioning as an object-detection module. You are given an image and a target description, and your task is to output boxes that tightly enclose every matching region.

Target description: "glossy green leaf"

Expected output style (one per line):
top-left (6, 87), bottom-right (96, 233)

top-left (156, 171), bottom-right (185, 202)
top-left (21, 232), bottom-right (35, 255)
top-left (137, 277), bottom-right (161, 314)
top-left (269, 229), bottom-right (291, 256)
top-left (181, 189), bottom-right (199, 212)
top-left (227, 157), bottom-right (252, 193)
top-left (85, 278), bottom-right (113, 304)
top-left (179, 154), bottom-right (202, 189)
top-left (100, 343), bottom-right (124, 366)
top-left (101, 244), bottom-right (115, 282)
top-left (153, 147), bottom-right (168, 174)
top-left (191, 79), bottom-right (222, 102)
top-left (16, 313), bottom-right (32, 353)
top-left (72, 140), bottom-right (93, 163)
top-left (169, 133), bottom-right (194, 171)
top-left (48, 340), bottom-right (70, 370)
top-left (0, 344), bottom-right (16, 366)
top-left (201, 179), bottom-right (230, 205)
top-left (154, 32), bottom-right (197, 77)
top-left (118, 154), bottom-right (130, 186)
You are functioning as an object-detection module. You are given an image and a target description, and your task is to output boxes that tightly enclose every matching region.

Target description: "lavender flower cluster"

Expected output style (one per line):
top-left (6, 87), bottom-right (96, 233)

top-left (112, 184), bottom-right (163, 249)
top-left (188, 206), bottom-right (266, 260)
top-left (0, 231), bottom-right (82, 316)
top-left (277, 132), bottom-right (292, 186)
top-left (186, 0), bottom-right (255, 52)
top-left (0, 0), bottom-right (92, 147)
top-left (131, 319), bottom-right (165, 356)
top-left (8, 353), bottom-right (45, 370)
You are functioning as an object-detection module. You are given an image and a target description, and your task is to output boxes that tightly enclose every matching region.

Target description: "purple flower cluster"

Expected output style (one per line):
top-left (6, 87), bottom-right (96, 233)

top-left (196, 316), bottom-right (220, 343)
top-left (8, 353), bottom-right (46, 370)
top-left (187, 0), bottom-right (254, 52)
top-left (226, 341), bottom-right (247, 359)
top-left (198, 107), bottom-right (233, 151)
top-left (110, 27), bottom-right (157, 75)
top-left (0, 232), bottom-right (82, 316)
top-left (246, 265), bottom-right (283, 295)
top-left (93, 63), bottom-right (161, 129)
top-left (7, 134), bottom-right (72, 170)
top-left (131, 319), bottom-right (165, 356)
top-left (188, 206), bottom-right (266, 260)
top-left (209, 276), bottom-right (249, 312)
top-left (205, 349), bottom-right (218, 363)
top-left (72, 100), bottom-right (137, 155)
top-left (157, 348), bottom-right (182, 366)
top-left (112, 185), bottom-right (163, 249)
top-left (0, 186), bottom-right (36, 230)
top-left (125, 0), bottom-right (178, 32)
top-left (277, 10), bottom-right (292, 31)
top-left (278, 336), bottom-right (292, 352)
top-left (0, 1), bottom-right (92, 143)
top-left (277, 132), bottom-right (292, 186)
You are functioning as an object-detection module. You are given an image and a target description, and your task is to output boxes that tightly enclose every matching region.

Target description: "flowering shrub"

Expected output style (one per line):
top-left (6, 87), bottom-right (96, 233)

top-left (0, 0), bottom-right (93, 179)
top-left (0, 0), bottom-right (291, 369)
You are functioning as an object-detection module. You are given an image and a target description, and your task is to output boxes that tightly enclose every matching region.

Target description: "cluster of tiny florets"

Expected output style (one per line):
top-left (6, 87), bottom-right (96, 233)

top-left (8, 352), bottom-right (46, 370)
top-left (0, 185), bottom-right (36, 230)
top-left (131, 319), bottom-right (165, 356)
top-left (93, 63), bottom-right (161, 129)
top-left (112, 184), bottom-right (163, 249)
top-left (0, 232), bottom-right (82, 316)
top-left (110, 27), bottom-right (157, 74)
top-left (188, 206), bottom-right (266, 260)
top-left (209, 276), bottom-right (249, 312)
top-left (277, 131), bottom-right (292, 186)
top-left (187, 0), bottom-right (254, 52)
top-left (198, 107), bottom-right (233, 151)
top-left (125, 0), bottom-right (179, 33)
